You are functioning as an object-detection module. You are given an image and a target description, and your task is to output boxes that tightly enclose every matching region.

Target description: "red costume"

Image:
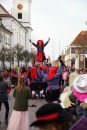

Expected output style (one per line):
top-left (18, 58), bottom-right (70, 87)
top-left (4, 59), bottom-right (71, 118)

top-left (30, 38), bottom-right (50, 62)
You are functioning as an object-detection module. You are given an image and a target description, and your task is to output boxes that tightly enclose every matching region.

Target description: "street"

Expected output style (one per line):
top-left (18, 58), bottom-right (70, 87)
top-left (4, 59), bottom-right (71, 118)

top-left (0, 88), bottom-right (46, 130)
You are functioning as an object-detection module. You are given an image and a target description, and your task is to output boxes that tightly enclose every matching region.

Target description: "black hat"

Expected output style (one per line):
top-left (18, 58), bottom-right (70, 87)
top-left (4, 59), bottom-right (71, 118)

top-left (30, 103), bottom-right (73, 127)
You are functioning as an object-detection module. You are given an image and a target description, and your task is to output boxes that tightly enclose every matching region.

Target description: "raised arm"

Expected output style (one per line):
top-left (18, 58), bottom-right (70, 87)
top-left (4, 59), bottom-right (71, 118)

top-left (44, 37), bottom-right (50, 47)
top-left (41, 70), bottom-right (48, 81)
top-left (55, 56), bottom-right (65, 77)
top-left (55, 65), bottom-right (64, 77)
top-left (29, 39), bottom-right (37, 48)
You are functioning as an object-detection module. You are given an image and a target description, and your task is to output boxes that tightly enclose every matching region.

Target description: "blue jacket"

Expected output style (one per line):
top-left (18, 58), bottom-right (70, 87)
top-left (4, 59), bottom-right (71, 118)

top-left (32, 41), bottom-right (49, 52)
top-left (41, 65), bottom-right (64, 90)
top-left (46, 67), bottom-right (50, 74)
top-left (0, 81), bottom-right (9, 101)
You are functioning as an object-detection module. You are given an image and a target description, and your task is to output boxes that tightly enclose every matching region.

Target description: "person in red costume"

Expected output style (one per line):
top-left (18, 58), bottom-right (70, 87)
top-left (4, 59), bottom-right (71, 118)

top-left (29, 38), bottom-right (50, 62)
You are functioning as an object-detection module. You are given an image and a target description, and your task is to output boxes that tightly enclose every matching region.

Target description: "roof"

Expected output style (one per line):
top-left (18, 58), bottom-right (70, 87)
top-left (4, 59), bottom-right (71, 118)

top-left (0, 14), bottom-right (12, 17)
top-left (69, 31), bottom-right (87, 47)
top-left (0, 4), bottom-right (28, 32)
top-left (0, 23), bottom-right (13, 34)
top-left (0, 4), bottom-right (10, 14)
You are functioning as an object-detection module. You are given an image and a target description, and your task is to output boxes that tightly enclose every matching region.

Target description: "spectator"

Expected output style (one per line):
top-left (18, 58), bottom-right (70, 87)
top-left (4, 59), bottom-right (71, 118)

top-left (30, 103), bottom-right (74, 130)
top-left (60, 68), bottom-right (78, 108)
top-left (69, 69), bottom-right (78, 86)
top-left (0, 74), bottom-right (10, 124)
top-left (69, 74), bottom-right (87, 118)
top-left (7, 76), bottom-right (31, 130)
top-left (61, 67), bottom-right (69, 89)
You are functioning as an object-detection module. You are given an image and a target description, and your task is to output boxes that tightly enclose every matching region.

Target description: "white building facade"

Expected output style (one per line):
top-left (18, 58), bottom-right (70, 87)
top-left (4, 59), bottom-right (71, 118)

top-left (10, 0), bottom-right (32, 52)
top-left (0, 4), bottom-right (28, 67)
top-left (0, 17), bottom-right (13, 68)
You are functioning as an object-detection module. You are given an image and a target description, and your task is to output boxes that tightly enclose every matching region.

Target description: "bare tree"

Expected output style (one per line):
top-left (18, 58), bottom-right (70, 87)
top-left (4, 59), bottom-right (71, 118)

top-left (0, 46), bottom-right (10, 68)
top-left (22, 50), bottom-right (36, 66)
top-left (12, 43), bottom-right (24, 67)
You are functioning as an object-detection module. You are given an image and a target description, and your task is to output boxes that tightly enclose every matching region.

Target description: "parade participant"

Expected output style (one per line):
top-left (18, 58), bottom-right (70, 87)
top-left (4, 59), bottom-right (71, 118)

top-left (21, 66), bottom-right (27, 74)
top-left (7, 76), bottom-right (31, 130)
top-left (0, 74), bottom-right (10, 124)
top-left (39, 66), bottom-right (48, 98)
top-left (11, 68), bottom-right (18, 87)
top-left (45, 58), bottom-right (49, 66)
top-left (30, 103), bottom-right (74, 130)
top-left (3, 70), bottom-right (7, 80)
top-left (6, 74), bottom-right (11, 95)
top-left (29, 67), bottom-right (41, 98)
top-left (22, 72), bottom-right (29, 86)
top-left (29, 38), bottom-right (50, 66)
top-left (27, 67), bottom-right (32, 87)
top-left (44, 62), bottom-right (51, 74)
top-left (42, 66), bottom-right (48, 74)
top-left (31, 58), bottom-right (36, 67)
top-left (21, 66), bottom-right (28, 86)
top-left (41, 56), bottom-right (64, 103)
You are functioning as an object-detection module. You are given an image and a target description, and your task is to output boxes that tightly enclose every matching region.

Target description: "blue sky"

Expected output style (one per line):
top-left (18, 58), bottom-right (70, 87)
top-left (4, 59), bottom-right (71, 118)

top-left (1, 0), bottom-right (87, 60)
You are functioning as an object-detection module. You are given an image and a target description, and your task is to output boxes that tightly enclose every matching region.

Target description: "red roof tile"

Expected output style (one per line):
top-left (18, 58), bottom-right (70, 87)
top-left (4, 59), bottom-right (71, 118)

top-left (0, 14), bottom-right (12, 17)
top-left (69, 31), bottom-right (87, 46)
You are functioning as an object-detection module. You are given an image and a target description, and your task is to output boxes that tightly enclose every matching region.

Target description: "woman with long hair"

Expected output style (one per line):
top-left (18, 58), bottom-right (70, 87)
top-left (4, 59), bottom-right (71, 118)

top-left (7, 76), bottom-right (31, 130)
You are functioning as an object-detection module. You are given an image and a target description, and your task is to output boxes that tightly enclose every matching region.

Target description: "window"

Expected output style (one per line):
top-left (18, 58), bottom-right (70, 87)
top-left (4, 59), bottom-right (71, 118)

top-left (71, 48), bottom-right (75, 53)
top-left (75, 49), bottom-right (78, 53)
top-left (18, 13), bottom-right (22, 19)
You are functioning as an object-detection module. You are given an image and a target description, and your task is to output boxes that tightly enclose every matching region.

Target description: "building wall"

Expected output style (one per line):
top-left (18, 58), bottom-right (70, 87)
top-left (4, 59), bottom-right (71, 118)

top-left (2, 18), bottom-right (26, 48)
top-left (0, 26), bottom-right (12, 68)
top-left (10, 0), bottom-right (32, 52)
top-left (1, 17), bottom-right (27, 67)
top-left (10, 0), bottom-right (31, 24)
top-left (64, 46), bottom-right (86, 69)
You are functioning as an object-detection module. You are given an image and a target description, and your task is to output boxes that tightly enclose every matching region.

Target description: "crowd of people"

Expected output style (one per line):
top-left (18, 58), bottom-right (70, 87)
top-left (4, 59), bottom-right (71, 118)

top-left (0, 55), bottom-right (87, 130)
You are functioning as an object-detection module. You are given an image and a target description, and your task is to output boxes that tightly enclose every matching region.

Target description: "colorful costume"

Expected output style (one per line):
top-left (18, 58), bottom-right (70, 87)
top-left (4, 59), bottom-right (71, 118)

top-left (29, 67), bottom-right (41, 98)
top-left (30, 39), bottom-right (50, 62)
top-left (41, 65), bottom-right (64, 103)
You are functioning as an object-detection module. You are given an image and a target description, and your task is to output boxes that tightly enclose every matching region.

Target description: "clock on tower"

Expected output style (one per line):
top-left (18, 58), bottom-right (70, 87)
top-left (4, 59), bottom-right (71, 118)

top-left (17, 4), bottom-right (23, 10)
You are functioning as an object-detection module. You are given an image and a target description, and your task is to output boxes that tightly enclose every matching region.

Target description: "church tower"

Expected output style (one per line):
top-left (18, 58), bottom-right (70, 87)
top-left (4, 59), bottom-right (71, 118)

top-left (10, 0), bottom-right (32, 52)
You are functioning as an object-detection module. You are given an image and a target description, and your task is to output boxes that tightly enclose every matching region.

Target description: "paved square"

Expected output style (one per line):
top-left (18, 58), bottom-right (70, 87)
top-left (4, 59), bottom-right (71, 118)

top-left (0, 88), bottom-right (46, 130)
